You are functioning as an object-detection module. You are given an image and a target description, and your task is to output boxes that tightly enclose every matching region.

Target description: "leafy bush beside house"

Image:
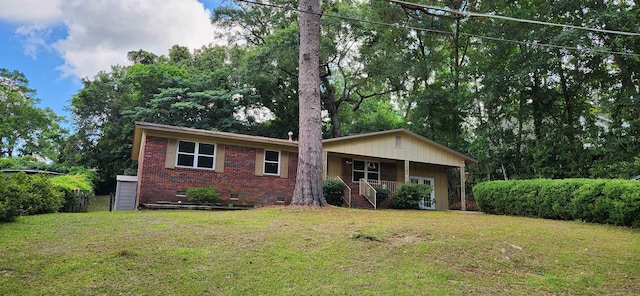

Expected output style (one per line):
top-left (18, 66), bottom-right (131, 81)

top-left (473, 179), bottom-right (640, 227)
top-left (374, 187), bottom-right (391, 203)
top-left (323, 179), bottom-right (348, 206)
top-left (391, 183), bottom-right (432, 209)
top-left (186, 187), bottom-right (221, 203)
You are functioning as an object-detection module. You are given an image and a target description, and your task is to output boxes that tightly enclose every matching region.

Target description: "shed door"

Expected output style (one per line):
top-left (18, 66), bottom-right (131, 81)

top-left (410, 177), bottom-right (435, 210)
top-left (115, 181), bottom-right (137, 211)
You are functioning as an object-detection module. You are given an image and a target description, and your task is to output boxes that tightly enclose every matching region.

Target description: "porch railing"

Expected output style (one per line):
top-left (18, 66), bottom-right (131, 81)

top-left (336, 176), bottom-right (351, 208)
top-left (359, 178), bottom-right (377, 209)
top-left (366, 180), bottom-right (400, 197)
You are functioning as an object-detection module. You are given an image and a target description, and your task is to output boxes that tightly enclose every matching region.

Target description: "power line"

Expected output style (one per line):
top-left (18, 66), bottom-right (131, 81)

top-left (389, 0), bottom-right (640, 37)
top-left (233, 0), bottom-right (640, 57)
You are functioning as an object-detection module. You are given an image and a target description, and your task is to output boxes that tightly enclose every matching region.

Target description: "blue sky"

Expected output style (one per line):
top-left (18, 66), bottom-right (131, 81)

top-left (0, 0), bottom-right (224, 130)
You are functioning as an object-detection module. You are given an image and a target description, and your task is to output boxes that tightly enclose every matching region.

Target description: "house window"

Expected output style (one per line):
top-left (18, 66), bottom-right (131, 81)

top-left (176, 140), bottom-right (216, 169)
top-left (352, 160), bottom-right (380, 182)
top-left (264, 150), bottom-right (280, 175)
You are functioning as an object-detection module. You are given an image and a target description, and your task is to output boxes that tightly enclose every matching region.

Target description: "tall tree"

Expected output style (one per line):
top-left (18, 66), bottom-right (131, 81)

top-left (69, 46), bottom-right (255, 190)
top-left (291, 0), bottom-right (326, 206)
top-left (213, 0), bottom-right (400, 138)
top-left (0, 68), bottom-right (66, 159)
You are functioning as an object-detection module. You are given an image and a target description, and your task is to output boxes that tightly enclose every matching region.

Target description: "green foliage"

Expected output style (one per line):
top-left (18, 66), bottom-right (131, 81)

top-left (474, 179), bottom-right (640, 227)
top-left (0, 156), bottom-right (71, 173)
top-left (322, 179), bottom-right (347, 206)
top-left (50, 173), bottom-right (95, 209)
top-left (0, 174), bottom-right (21, 222)
top-left (374, 186), bottom-right (390, 203)
top-left (0, 172), bottom-right (65, 222)
top-left (589, 157), bottom-right (640, 179)
top-left (186, 187), bottom-right (221, 203)
top-left (0, 68), bottom-right (67, 158)
top-left (391, 183), bottom-right (432, 209)
top-left (69, 46), bottom-right (255, 192)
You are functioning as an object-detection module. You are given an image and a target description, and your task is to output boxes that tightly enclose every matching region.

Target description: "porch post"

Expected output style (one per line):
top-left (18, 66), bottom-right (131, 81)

top-left (322, 150), bottom-right (328, 180)
top-left (404, 160), bottom-right (410, 184)
top-left (460, 162), bottom-right (466, 211)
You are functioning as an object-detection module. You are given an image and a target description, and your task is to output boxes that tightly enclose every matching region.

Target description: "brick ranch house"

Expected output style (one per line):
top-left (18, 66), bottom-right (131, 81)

top-left (132, 122), bottom-right (477, 210)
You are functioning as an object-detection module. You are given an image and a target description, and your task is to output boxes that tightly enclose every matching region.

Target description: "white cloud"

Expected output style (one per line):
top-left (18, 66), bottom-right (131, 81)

top-left (0, 0), bottom-right (64, 24)
top-left (15, 25), bottom-right (53, 58)
top-left (2, 0), bottom-right (221, 79)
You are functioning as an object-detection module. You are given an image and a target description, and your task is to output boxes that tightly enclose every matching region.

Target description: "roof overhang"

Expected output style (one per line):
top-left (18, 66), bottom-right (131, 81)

top-left (132, 123), bottom-right (477, 167)
top-left (322, 129), bottom-right (477, 165)
top-left (132, 122), bottom-right (299, 160)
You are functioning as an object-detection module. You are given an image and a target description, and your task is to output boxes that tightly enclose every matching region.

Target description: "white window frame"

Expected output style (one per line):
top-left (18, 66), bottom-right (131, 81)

top-left (352, 160), bottom-right (380, 182)
top-left (175, 140), bottom-right (216, 170)
top-left (263, 150), bottom-right (281, 176)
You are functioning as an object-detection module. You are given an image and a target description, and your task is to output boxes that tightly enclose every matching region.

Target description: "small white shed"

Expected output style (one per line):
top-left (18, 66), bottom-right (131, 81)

top-left (114, 175), bottom-right (138, 211)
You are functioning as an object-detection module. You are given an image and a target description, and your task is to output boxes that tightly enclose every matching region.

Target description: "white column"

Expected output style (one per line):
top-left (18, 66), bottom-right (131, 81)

top-left (322, 150), bottom-right (328, 180)
top-left (460, 162), bottom-right (466, 211)
top-left (404, 160), bottom-right (410, 184)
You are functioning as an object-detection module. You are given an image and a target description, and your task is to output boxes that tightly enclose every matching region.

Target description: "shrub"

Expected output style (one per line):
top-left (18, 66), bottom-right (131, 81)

top-left (0, 172), bottom-right (65, 222)
top-left (473, 179), bottom-right (640, 227)
top-left (374, 187), bottom-right (391, 203)
top-left (186, 187), bottom-right (221, 203)
top-left (50, 174), bottom-right (95, 210)
top-left (323, 179), bottom-right (347, 206)
top-left (27, 174), bottom-right (64, 215)
top-left (0, 174), bottom-right (21, 222)
top-left (0, 156), bottom-right (71, 173)
top-left (391, 183), bottom-right (432, 209)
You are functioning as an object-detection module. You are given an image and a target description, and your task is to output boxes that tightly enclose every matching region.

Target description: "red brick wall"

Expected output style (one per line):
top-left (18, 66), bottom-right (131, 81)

top-left (138, 136), bottom-right (298, 206)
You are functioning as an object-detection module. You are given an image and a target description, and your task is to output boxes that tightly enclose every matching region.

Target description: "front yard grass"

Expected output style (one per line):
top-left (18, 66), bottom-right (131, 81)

top-left (0, 207), bottom-right (638, 295)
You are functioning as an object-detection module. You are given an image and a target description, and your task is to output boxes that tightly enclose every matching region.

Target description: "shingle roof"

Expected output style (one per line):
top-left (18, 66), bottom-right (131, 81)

top-left (136, 121), bottom-right (298, 145)
top-left (133, 122), bottom-right (476, 164)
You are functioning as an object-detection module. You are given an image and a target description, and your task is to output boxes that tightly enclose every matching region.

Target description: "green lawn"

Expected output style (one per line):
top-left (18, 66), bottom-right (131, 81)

top-left (0, 206), bottom-right (638, 295)
top-left (87, 194), bottom-right (111, 212)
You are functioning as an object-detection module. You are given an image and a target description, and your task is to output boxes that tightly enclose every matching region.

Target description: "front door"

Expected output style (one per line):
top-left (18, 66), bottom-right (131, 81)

top-left (410, 176), bottom-right (435, 210)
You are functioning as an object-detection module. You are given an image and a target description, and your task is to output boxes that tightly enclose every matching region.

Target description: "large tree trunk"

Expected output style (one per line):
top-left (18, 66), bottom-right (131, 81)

top-left (291, 0), bottom-right (326, 206)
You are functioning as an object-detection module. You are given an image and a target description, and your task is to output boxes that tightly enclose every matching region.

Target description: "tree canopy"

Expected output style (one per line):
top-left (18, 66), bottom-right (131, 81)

top-left (0, 68), bottom-right (66, 159)
top-left (5, 0), bottom-right (639, 193)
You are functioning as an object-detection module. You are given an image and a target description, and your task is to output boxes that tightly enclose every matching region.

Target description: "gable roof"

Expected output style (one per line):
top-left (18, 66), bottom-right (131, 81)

top-left (132, 123), bottom-right (476, 165)
top-left (323, 129), bottom-right (477, 164)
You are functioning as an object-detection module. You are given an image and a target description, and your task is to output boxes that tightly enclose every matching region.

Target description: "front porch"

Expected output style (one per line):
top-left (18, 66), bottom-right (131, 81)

top-left (324, 154), bottom-right (464, 210)
top-left (321, 129), bottom-right (476, 211)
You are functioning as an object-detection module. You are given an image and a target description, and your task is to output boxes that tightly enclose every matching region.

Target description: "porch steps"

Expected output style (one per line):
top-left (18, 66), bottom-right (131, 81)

top-left (347, 194), bottom-right (395, 210)
top-left (348, 194), bottom-right (375, 210)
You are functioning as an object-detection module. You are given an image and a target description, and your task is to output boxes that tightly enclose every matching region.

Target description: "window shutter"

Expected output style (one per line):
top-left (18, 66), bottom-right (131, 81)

top-left (215, 144), bottom-right (225, 172)
top-left (255, 149), bottom-right (264, 176)
top-left (280, 152), bottom-right (289, 178)
top-left (165, 139), bottom-right (177, 168)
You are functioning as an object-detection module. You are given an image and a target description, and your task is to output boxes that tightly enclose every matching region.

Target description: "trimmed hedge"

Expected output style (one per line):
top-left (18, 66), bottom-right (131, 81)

top-left (473, 179), bottom-right (640, 227)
